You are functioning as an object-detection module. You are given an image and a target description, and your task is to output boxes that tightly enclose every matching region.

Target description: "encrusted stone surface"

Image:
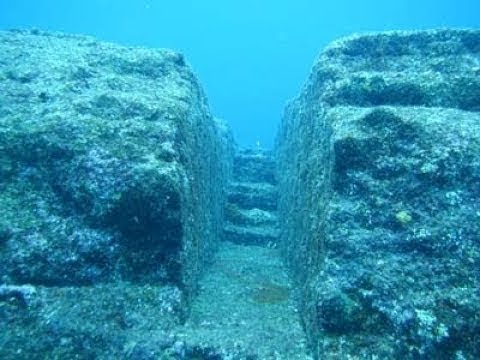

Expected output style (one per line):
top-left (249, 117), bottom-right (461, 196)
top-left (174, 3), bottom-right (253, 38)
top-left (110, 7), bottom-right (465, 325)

top-left (0, 29), bottom-right (233, 358)
top-left (276, 29), bottom-right (480, 359)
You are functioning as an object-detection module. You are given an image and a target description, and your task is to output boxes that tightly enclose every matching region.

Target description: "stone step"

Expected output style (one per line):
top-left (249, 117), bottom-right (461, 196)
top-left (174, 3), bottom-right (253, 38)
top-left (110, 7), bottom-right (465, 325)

top-left (223, 223), bottom-right (278, 246)
top-left (227, 182), bottom-right (277, 210)
top-left (233, 149), bottom-right (276, 184)
top-left (225, 205), bottom-right (278, 227)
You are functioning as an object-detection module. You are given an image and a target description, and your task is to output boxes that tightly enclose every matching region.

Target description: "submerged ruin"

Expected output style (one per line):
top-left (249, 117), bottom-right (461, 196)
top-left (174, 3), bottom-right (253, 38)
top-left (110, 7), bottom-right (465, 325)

top-left (0, 29), bottom-right (479, 359)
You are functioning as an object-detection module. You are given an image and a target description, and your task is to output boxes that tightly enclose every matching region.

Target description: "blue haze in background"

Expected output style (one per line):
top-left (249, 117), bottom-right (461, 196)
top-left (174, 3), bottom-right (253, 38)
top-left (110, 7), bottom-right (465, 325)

top-left (0, 0), bottom-right (478, 147)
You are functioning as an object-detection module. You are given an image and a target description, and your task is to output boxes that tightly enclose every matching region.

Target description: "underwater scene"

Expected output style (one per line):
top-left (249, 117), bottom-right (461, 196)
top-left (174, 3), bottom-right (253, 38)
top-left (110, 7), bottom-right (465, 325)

top-left (0, 1), bottom-right (479, 359)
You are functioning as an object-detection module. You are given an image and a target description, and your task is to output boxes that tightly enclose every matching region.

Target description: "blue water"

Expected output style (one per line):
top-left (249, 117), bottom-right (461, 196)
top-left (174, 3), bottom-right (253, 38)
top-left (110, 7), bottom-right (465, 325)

top-left (0, 0), bottom-right (478, 147)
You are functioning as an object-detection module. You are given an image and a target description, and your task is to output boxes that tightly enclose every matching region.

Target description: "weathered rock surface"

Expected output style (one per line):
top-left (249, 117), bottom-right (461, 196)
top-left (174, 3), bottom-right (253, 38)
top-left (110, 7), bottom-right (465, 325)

top-left (0, 29), bottom-right (233, 358)
top-left (276, 29), bottom-right (480, 359)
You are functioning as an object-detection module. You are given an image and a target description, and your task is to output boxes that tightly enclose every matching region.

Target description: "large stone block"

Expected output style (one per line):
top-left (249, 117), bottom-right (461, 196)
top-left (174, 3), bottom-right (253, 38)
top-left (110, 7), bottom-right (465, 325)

top-left (0, 29), bottom-right (233, 294)
top-left (0, 29), bottom-right (234, 358)
top-left (276, 29), bottom-right (480, 359)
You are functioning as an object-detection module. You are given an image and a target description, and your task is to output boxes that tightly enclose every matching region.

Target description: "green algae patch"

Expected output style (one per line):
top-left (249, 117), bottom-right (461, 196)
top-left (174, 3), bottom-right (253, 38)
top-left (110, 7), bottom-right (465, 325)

top-left (250, 282), bottom-right (290, 304)
top-left (395, 210), bottom-right (412, 226)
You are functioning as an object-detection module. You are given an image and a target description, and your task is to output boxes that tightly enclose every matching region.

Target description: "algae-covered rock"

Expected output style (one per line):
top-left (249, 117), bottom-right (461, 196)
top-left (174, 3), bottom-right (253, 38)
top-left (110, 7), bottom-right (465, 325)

top-left (276, 29), bottom-right (480, 359)
top-left (0, 283), bottom-right (185, 359)
top-left (0, 29), bottom-right (233, 358)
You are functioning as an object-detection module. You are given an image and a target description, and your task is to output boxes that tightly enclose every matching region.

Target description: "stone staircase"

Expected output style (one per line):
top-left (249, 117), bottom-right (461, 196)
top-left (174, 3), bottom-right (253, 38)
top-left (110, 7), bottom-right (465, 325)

top-left (175, 148), bottom-right (312, 359)
top-left (223, 148), bottom-right (279, 247)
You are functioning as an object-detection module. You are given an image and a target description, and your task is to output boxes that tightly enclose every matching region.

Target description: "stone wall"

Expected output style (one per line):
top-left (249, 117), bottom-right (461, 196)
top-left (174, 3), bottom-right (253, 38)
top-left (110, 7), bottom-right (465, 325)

top-left (0, 29), bottom-right (233, 299)
top-left (276, 29), bottom-right (480, 359)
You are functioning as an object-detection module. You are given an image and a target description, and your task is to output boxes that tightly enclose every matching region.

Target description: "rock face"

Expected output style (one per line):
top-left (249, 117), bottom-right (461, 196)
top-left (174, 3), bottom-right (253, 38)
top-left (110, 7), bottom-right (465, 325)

top-left (276, 29), bottom-right (480, 359)
top-left (0, 29), bottom-right (233, 358)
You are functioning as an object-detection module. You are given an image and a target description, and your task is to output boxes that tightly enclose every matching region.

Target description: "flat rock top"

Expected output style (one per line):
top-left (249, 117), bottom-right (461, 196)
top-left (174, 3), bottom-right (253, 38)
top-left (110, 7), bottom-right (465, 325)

top-left (0, 29), bottom-right (208, 169)
top-left (0, 29), bottom-right (202, 127)
top-left (323, 29), bottom-right (480, 58)
top-left (0, 29), bottom-right (190, 86)
top-left (297, 29), bottom-right (480, 112)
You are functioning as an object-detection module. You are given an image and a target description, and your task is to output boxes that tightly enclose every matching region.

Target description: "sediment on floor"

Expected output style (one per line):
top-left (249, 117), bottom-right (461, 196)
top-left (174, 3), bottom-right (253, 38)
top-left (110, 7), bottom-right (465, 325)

top-left (177, 241), bottom-right (311, 359)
